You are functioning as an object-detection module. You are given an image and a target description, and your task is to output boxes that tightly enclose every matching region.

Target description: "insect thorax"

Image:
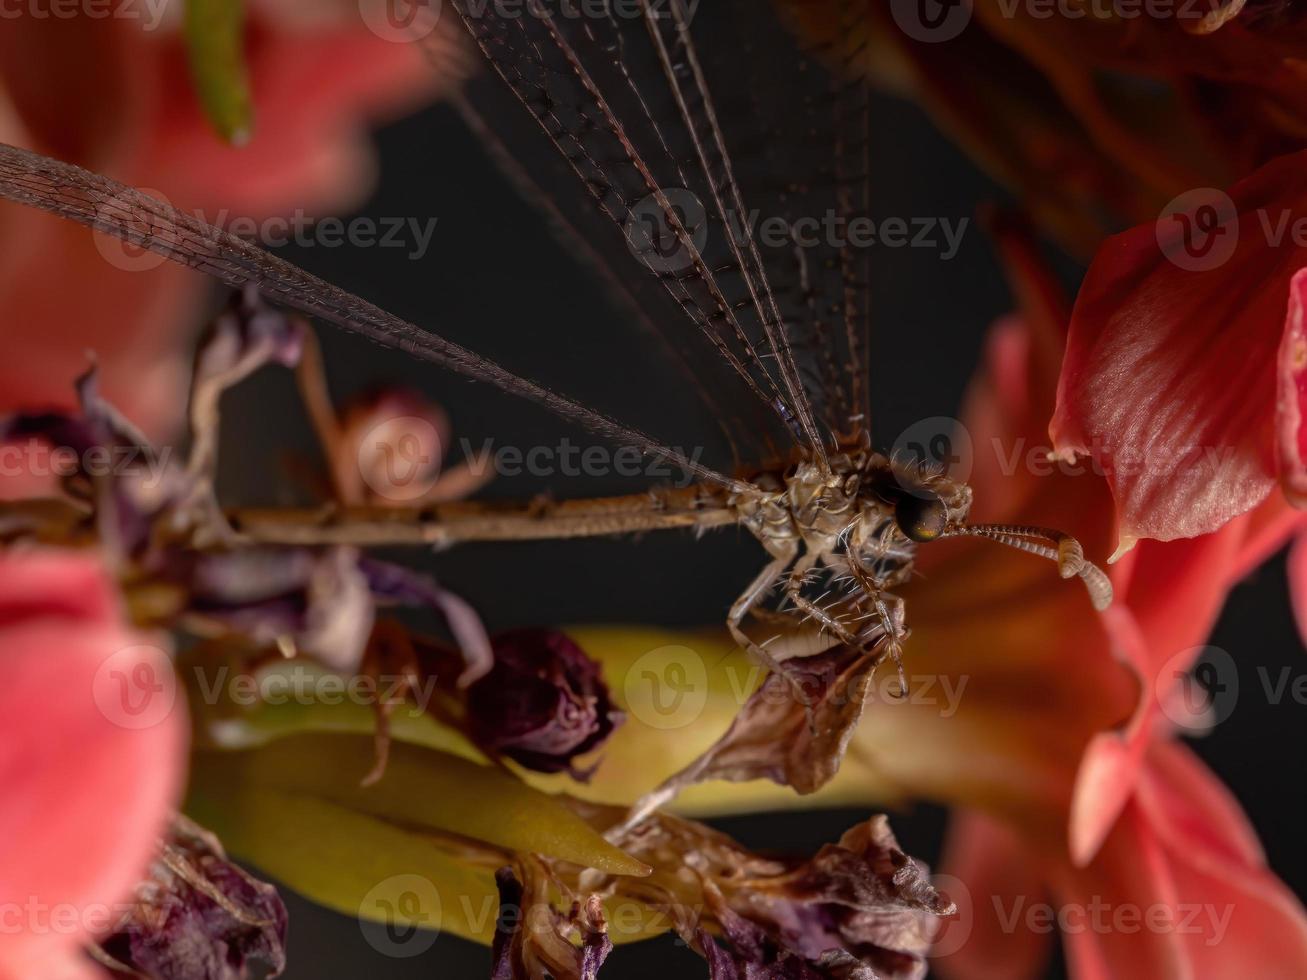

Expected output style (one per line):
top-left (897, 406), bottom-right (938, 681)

top-left (731, 450), bottom-right (909, 562)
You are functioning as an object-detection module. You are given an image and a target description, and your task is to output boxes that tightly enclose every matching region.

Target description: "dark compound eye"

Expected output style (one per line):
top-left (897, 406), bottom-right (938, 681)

top-left (895, 493), bottom-right (949, 543)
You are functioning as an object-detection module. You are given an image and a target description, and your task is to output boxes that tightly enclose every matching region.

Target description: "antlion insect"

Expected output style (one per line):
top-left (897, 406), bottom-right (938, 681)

top-left (0, 0), bottom-right (1110, 697)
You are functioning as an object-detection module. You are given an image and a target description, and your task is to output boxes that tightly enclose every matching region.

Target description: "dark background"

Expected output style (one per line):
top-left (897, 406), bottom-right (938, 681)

top-left (215, 63), bottom-right (1307, 980)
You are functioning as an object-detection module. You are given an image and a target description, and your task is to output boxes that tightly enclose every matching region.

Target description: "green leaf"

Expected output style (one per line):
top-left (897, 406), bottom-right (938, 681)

top-left (185, 734), bottom-right (650, 941)
top-left (183, 0), bottom-right (252, 144)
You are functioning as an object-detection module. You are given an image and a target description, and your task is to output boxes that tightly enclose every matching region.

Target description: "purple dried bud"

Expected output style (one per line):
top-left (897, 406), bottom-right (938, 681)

top-left (96, 816), bottom-right (288, 980)
top-left (465, 629), bottom-right (622, 778)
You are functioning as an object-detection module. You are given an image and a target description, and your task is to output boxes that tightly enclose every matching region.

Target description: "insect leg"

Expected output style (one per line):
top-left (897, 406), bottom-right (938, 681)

top-left (727, 540), bottom-right (799, 673)
top-left (870, 591), bottom-right (909, 698)
top-left (784, 550), bottom-right (860, 645)
top-left (848, 557), bottom-right (909, 697)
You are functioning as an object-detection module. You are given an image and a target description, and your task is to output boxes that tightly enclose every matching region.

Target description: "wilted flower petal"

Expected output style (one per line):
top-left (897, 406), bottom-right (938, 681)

top-left (490, 867), bottom-right (612, 980)
top-left (95, 815), bottom-right (287, 980)
top-left (180, 546), bottom-right (375, 671)
top-left (625, 612), bottom-right (899, 826)
top-left (465, 629), bottom-right (623, 779)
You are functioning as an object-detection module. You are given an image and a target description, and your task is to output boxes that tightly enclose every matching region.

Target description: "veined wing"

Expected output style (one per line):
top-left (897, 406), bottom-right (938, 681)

top-left (443, 0), bottom-right (875, 467)
top-left (0, 142), bottom-right (753, 495)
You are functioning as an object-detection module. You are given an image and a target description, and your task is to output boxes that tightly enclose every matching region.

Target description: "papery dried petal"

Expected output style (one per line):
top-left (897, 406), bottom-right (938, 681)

top-left (624, 605), bottom-right (900, 826)
top-left (187, 289), bottom-right (304, 492)
top-left (597, 812), bottom-right (951, 980)
top-left (489, 866), bottom-right (611, 980)
top-left (95, 815), bottom-right (287, 980)
top-left (181, 546), bottom-right (374, 671)
top-left (192, 287), bottom-right (305, 392)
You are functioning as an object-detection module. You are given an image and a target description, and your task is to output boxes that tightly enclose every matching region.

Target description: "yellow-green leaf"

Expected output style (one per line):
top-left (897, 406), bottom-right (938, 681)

top-left (186, 658), bottom-right (485, 764)
top-left (184, 0), bottom-right (252, 144)
top-left (194, 786), bottom-right (502, 944)
top-left (188, 783), bottom-right (678, 947)
top-left (188, 733), bottom-right (649, 879)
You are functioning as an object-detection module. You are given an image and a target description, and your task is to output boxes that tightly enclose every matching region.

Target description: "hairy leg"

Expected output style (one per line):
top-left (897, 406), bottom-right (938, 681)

top-left (727, 540), bottom-right (799, 673)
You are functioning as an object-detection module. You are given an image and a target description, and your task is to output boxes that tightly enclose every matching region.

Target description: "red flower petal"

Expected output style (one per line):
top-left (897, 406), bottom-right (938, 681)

top-left (0, 553), bottom-right (186, 977)
top-left (934, 810), bottom-right (1052, 980)
top-left (1277, 269), bottom-right (1307, 505)
top-left (1059, 773), bottom-right (1307, 980)
top-left (1289, 533), bottom-right (1307, 650)
top-left (1052, 150), bottom-right (1307, 553)
top-left (1068, 607), bottom-right (1151, 867)
top-left (0, 20), bottom-right (149, 168)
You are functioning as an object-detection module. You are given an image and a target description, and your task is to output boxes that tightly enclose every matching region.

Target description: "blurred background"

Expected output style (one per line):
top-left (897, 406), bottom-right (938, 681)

top-left (208, 82), bottom-right (1307, 977)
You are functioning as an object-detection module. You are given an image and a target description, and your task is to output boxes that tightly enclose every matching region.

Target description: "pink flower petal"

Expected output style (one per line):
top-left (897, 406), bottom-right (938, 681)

top-left (1070, 731), bottom-right (1144, 869)
top-left (1137, 741), bottom-right (1263, 868)
top-left (1277, 269), bottom-right (1307, 505)
top-left (1067, 605), bottom-right (1152, 866)
top-left (1056, 806), bottom-right (1192, 980)
top-left (0, 553), bottom-right (186, 977)
top-left (1052, 150), bottom-right (1307, 551)
top-left (1289, 533), bottom-right (1307, 649)
top-left (1059, 746), bottom-right (1307, 980)
top-left (934, 809), bottom-right (1051, 980)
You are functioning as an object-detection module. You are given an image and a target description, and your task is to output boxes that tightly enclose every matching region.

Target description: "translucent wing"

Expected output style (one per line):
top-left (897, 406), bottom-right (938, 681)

top-left (444, 0), bottom-right (875, 465)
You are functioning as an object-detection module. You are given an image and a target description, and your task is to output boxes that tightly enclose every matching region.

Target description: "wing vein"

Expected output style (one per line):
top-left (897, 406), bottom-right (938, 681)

top-left (0, 141), bottom-right (754, 494)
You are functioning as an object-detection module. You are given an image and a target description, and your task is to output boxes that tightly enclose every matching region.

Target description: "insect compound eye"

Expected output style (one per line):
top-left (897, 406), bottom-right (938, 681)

top-left (895, 493), bottom-right (949, 543)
